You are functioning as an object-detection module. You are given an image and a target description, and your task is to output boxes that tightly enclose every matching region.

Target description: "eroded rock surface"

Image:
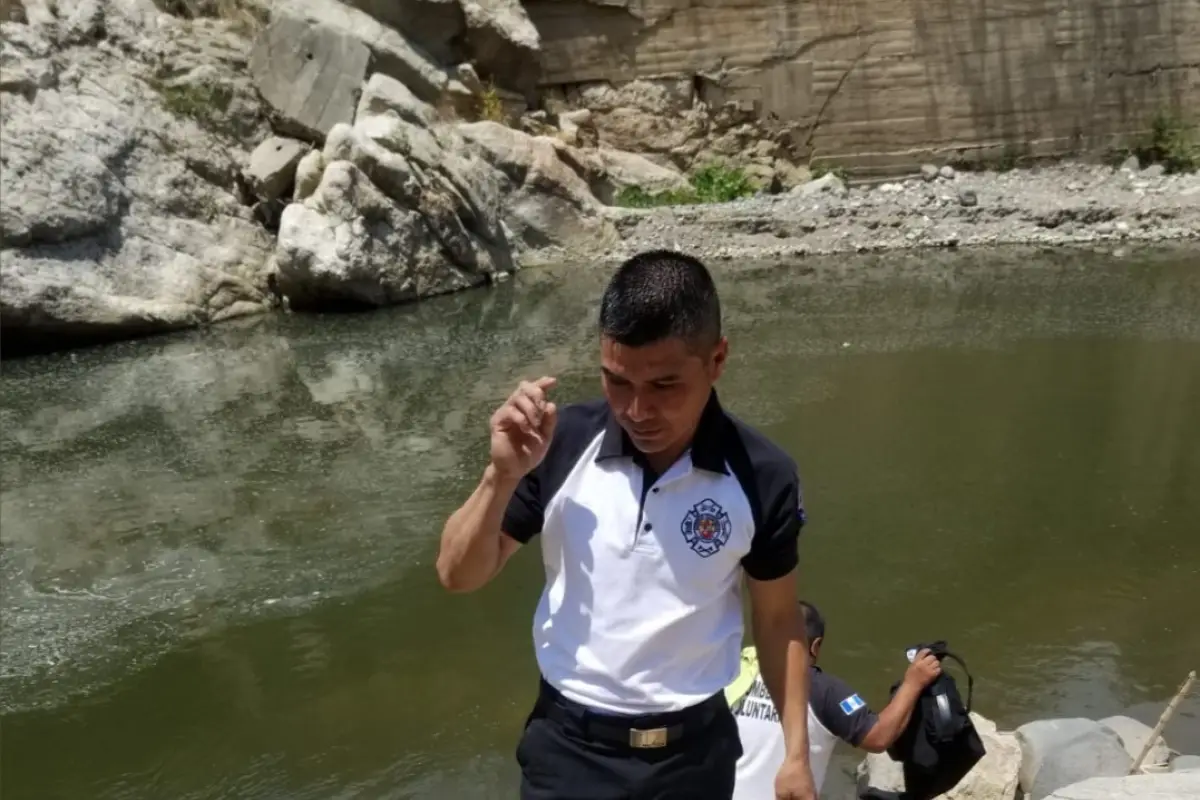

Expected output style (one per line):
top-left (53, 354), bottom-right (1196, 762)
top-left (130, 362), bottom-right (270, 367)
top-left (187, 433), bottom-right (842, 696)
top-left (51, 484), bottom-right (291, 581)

top-left (1, 0), bottom-right (275, 355)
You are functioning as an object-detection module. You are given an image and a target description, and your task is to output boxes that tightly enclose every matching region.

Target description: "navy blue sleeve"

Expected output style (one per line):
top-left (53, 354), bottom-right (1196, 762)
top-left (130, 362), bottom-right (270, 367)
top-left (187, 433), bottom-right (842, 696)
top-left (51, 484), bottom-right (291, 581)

top-left (811, 671), bottom-right (878, 747)
top-left (501, 467), bottom-right (543, 544)
top-left (724, 417), bottom-right (807, 582)
top-left (741, 465), bottom-right (805, 581)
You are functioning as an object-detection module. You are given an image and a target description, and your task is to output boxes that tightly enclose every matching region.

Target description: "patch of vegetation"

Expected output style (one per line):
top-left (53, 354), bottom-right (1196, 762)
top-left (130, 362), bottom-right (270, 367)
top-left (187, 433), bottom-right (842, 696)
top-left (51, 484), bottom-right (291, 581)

top-left (1129, 111), bottom-right (1199, 174)
top-left (614, 164), bottom-right (759, 208)
top-left (152, 78), bottom-right (234, 129)
top-left (811, 163), bottom-right (847, 182)
top-left (993, 144), bottom-right (1022, 172)
top-left (477, 82), bottom-right (506, 123)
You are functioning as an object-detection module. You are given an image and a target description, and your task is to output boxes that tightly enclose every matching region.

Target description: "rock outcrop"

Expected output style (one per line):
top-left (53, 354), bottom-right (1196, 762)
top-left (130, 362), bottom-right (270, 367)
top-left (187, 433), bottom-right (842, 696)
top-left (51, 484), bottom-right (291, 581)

top-left (0, 0), bottom-right (614, 353)
top-left (272, 72), bottom-right (617, 309)
top-left (1017, 717), bottom-right (1134, 800)
top-left (541, 78), bottom-right (812, 191)
top-left (0, 0), bottom-right (275, 355)
top-left (1043, 772), bottom-right (1200, 799)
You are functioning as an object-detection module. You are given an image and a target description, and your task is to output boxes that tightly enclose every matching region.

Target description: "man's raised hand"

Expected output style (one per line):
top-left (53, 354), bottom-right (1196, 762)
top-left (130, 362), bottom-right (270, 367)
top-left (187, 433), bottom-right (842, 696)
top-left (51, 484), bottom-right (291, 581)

top-left (489, 377), bottom-right (558, 481)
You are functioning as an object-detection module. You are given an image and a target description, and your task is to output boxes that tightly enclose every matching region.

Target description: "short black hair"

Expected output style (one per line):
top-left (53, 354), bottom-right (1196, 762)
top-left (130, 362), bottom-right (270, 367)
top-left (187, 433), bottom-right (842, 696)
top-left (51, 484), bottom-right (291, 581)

top-left (798, 600), bottom-right (825, 643)
top-left (598, 250), bottom-right (721, 350)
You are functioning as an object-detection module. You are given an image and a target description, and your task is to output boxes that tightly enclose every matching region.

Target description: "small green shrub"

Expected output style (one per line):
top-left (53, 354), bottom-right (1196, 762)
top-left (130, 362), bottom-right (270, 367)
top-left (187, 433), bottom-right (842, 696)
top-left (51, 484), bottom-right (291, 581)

top-left (1134, 112), bottom-right (1198, 174)
top-left (689, 164), bottom-right (758, 203)
top-left (614, 164), bottom-right (759, 208)
top-left (478, 82), bottom-right (505, 123)
top-left (811, 164), bottom-right (847, 182)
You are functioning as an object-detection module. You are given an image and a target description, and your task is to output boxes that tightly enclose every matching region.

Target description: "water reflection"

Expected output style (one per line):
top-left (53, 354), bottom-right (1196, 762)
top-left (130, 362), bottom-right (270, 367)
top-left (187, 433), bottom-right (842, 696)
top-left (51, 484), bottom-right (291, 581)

top-left (2, 245), bottom-right (1199, 799)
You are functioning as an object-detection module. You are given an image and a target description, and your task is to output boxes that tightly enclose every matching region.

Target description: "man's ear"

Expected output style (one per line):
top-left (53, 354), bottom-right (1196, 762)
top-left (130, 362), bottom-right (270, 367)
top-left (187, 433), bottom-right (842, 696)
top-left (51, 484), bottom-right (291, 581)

top-left (810, 636), bottom-right (823, 660)
top-left (710, 336), bottom-right (729, 380)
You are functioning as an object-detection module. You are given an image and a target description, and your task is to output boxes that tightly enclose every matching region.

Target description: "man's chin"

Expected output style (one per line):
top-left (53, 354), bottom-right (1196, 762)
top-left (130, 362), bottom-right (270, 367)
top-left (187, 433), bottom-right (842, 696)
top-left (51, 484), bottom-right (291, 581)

top-left (629, 432), bottom-right (670, 453)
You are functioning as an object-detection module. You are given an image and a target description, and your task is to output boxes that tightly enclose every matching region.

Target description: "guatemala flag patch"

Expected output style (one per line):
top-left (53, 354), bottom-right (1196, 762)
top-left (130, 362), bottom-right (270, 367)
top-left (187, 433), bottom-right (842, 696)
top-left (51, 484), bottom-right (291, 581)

top-left (839, 694), bottom-right (866, 715)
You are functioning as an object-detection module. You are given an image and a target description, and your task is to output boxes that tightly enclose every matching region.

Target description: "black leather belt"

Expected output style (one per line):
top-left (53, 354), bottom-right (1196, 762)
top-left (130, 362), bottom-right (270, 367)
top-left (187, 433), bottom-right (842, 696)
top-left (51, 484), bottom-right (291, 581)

top-left (537, 679), bottom-right (724, 749)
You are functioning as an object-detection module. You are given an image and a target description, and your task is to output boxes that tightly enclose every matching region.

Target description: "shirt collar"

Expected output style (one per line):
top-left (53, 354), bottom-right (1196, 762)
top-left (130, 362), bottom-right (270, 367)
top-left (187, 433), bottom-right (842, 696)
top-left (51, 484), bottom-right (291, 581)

top-left (595, 389), bottom-right (731, 475)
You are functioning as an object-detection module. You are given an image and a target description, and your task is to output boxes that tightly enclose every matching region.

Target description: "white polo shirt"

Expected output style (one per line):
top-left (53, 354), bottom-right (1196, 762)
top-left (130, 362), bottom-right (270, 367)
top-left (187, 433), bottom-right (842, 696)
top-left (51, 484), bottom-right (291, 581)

top-left (732, 665), bottom-right (879, 798)
top-left (502, 390), bottom-right (806, 714)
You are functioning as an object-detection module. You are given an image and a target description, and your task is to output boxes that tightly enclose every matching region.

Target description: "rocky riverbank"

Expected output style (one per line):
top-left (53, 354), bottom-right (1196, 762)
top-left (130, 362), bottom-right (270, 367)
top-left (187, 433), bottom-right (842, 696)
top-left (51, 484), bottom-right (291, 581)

top-left (600, 161), bottom-right (1200, 267)
top-left (2, 0), bottom-right (1198, 357)
top-left (857, 710), bottom-right (1200, 800)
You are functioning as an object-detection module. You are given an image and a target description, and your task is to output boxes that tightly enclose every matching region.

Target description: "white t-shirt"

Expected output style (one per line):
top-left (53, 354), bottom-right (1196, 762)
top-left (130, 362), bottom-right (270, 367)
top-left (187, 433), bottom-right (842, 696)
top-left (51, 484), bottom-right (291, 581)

top-left (732, 667), bottom-right (879, 799)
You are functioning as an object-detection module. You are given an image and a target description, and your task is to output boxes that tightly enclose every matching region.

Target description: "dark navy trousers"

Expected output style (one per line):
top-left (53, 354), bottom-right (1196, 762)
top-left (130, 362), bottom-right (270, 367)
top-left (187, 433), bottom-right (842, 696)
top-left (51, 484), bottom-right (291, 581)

top-left (517, 678), bottom-right (743, 800)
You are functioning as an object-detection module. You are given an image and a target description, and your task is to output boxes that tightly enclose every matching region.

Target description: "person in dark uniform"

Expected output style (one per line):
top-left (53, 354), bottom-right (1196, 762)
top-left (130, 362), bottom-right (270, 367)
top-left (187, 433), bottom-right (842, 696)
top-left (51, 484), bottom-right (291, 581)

top-left (730, 601), bottom-right (943, 798)
top-left (437, 250), bottom-right (817, 800)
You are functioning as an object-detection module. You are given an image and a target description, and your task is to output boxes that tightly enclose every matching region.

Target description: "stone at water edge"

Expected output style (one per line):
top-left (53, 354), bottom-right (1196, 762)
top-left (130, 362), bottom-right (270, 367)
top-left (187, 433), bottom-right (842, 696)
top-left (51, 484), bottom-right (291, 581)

top-left (856, 712), bottom-right (1021, 800)
top-left (1171, 755), bottom-right (1200, 773)
top-left (456, 121), bottom-right (619, 252)
top-left (1017, 718), bottom-right (1133, 800)
top-left (921, 163), bottom-right (940, 181)
top-left (274, 160), bottom-right (486, 309)
top-left (1043, 772), bottom-right (1200, 799)
top-left (1099, 715), bottom-right (1173, 770)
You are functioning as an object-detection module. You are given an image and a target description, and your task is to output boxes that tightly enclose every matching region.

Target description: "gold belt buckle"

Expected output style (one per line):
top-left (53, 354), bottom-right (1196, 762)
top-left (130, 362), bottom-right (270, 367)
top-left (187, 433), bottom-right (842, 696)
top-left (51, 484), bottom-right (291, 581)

top-left (629, 726), bottom-right (669, 749)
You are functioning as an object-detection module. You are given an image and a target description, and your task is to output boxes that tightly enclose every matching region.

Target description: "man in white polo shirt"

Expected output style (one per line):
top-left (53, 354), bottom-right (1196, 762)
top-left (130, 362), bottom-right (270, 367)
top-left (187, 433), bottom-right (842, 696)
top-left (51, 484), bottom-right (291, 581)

top-left (436, 250), bottom-right (816, 799)
top-left (729, 601), bottom-right (943, 798)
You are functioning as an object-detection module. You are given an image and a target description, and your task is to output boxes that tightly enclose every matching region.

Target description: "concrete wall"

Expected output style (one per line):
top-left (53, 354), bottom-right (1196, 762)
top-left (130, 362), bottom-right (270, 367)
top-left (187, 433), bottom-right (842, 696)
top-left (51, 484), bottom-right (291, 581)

top-left (525, 0), bottom-right (1200, 172)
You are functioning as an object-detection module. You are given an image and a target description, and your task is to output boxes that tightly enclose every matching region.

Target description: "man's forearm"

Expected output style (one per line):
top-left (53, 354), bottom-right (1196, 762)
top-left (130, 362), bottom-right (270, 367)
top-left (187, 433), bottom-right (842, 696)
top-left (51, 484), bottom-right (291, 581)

top-left (861, 681), bottom-right (922, 752)
top-left (755, 616), bottom-right (811, 760)
top-left (436, 464), bottom-right (520, 592)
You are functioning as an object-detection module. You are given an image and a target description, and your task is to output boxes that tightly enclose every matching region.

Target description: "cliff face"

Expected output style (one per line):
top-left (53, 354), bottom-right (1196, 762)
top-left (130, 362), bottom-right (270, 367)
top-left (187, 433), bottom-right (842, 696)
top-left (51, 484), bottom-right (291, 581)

top-left (526, 0), bottom-right (1200, 171)
top-left (1, 0), bottom-right (1196, 357)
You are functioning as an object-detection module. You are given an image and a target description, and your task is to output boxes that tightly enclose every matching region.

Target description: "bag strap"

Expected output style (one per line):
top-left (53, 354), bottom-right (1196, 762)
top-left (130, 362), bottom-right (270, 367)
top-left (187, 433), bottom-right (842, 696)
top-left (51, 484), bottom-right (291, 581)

top-left (938, 649), bottom-right (975, 712)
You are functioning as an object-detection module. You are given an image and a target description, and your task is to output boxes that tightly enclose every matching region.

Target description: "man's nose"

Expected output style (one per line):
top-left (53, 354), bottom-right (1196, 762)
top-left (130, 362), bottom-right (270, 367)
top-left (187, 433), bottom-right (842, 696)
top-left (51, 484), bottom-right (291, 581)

top-left (626, 391), bottom-right (653, 421)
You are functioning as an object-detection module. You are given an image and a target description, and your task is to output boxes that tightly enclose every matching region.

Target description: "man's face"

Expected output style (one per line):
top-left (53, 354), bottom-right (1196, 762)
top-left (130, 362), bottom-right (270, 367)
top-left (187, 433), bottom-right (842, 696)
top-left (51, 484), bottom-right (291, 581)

top-left (600, 335), bottom-right (728, 457)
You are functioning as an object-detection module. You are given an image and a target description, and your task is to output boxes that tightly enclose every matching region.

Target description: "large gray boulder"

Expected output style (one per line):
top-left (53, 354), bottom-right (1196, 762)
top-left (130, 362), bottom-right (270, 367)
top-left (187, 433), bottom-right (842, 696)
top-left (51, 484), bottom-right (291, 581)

top-left (273, 73), bottom-right (619, 309)
top-left (1171, 755), bottom-right (1200, 773)
top-left (1043, 772), bottom-right (1200, 798)
top-left (1, 0), bottom-right (274, 354)
top-left (857, 712), bottom-right (1021, 800)
top-left (272, 73), bottom-right (510, 308)
top-left (459, 0), bottom-right (541, 96)
top-left (249, 0), bottom-right (450, 140)
top-left (555, 142), bottom-right (691, 205)
top-left (1099, 715), bottom-right (1173, 771)
top-left (1017, 718), bottom-right (1133, 800)
top-left (345, 0), bottom-right (541, 96)
top-left (247, 8), bottom-right (372, 140)
top-left (342, 0), bottom-right (463, 62)
top-left (275, 159), bottom-right (485, 307)
top-left (457, 121), bottom-right (619, 252)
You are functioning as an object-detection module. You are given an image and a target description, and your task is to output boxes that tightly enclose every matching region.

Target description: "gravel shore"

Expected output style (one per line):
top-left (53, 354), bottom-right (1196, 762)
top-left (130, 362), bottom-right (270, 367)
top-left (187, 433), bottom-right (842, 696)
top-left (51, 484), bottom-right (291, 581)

top-left (583, 162), bottom-right (1200, 264)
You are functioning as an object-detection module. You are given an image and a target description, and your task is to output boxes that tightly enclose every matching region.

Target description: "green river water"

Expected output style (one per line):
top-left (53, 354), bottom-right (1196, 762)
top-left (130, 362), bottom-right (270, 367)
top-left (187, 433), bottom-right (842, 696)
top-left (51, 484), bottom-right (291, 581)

top-left (2, 245), bottom-right (1199, 799)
